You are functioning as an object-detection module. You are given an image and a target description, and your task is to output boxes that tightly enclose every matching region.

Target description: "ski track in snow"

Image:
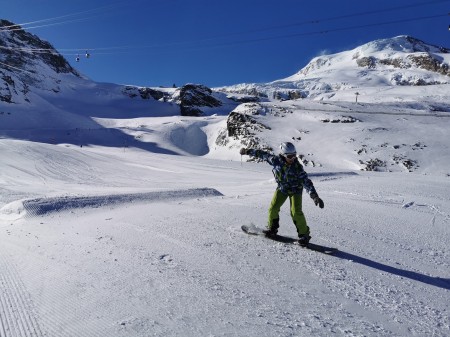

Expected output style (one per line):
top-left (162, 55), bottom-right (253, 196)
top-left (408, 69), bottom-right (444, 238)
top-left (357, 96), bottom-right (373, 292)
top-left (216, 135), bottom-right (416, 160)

top-left (0, 247), bottom-right (44, 337)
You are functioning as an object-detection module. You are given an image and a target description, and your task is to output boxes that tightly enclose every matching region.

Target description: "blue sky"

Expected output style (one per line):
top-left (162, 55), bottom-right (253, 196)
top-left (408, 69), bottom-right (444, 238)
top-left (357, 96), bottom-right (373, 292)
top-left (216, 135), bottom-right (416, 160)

top-left (3, 0), bottom-right (450, 87)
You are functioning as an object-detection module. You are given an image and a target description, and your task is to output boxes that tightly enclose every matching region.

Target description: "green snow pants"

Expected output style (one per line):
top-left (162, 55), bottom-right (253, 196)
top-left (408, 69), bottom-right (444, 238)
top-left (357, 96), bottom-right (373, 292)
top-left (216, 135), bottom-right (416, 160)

top-left (268, 189), bottom-right (310, 236)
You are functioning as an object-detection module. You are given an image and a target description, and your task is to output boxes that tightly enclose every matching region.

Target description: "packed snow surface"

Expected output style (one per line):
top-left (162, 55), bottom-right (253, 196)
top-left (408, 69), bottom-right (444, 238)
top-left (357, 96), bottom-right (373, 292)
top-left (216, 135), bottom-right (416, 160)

top-left (1, 115), bottom-right (449, 336)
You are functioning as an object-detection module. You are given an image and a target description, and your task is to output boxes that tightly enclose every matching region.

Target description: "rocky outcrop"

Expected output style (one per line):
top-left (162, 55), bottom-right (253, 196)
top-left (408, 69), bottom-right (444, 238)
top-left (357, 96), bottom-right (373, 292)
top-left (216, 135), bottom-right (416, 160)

top-left (216, 86), bottom-right (267, 99)
top-left (123, 86), bottom-right (169, 101)
top-left (0, 19), bottom-right (79, 76)
top-left (407, 54), bottom-right (449, 76)
top-left (227, 110), bottom-right (270, 139)
top-left (357, 53), bottom-right (450, 77)
top-left (0, 19), bottom-right (81, 103)
top-left (272, 90), bottom-right (306, 101)
top-left (177, 84), bottom-right (222, 116)
top-left (356, 56), bottom-right (377, 69)
top-left (217, 103), bottom-right (272, 156)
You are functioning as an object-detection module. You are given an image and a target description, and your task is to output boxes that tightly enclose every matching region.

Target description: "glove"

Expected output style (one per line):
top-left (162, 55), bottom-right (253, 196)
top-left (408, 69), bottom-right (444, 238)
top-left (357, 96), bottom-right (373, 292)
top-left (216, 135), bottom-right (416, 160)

top-left (310, 192), bottom-right (324, 209)
top-left (240, 148), bottom-right (250, 155)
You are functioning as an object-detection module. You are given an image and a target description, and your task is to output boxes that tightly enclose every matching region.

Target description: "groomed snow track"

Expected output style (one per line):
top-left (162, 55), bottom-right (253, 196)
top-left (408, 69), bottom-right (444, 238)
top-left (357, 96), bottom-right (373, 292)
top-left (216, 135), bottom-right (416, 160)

top-left (20, 188), bottom-right (223, 217)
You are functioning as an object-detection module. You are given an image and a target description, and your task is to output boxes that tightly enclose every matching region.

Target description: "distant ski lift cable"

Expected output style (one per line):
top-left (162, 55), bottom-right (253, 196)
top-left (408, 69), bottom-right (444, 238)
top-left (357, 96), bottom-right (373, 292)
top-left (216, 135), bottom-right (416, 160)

top-left (45, 12), bottom-right (447, 58)
top-left (197, 13), bottom-right (449, 51)
top-left (205, 0), bottom-right (450, 39)
top-left (60, 13), bottom-right (450, 56)
top-left (2, 12), bottom-right (448, 57)
top-left (0, 17), bottom-right (98, 34)
top-left (1, 0), bottom-right (448, 37)
top-left (0, 0), bottom-right (137, 32)
top-left (0, 60), bottom-right (34, 74)
top-left (0, 10), bottom-right (448, 58)
top-left (0, 12), bottom-right (447, 58)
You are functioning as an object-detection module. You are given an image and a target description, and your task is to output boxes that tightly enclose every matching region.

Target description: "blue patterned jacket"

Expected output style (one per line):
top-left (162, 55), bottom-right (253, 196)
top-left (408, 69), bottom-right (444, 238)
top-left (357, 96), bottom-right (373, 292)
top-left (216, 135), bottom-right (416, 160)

top-left (248, 149), bottom-right (317, 196)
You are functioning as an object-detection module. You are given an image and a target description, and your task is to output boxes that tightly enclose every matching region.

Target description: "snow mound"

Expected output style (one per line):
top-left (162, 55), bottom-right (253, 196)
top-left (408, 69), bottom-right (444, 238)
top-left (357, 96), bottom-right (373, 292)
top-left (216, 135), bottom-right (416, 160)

top-left (0, 200), bottom-right (27, 221)
top-left (1, 188), bottom-right (223, 219)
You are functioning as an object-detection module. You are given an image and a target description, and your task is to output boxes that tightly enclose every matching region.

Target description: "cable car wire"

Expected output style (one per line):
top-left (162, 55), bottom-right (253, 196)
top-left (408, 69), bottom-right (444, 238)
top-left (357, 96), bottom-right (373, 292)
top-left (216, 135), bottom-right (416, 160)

top-left (0, 2), bottom-right (447, 59)
top-left (208, 0), bottom-right (450, 39)
top-left (70, 13), bottom-right (450, 57)
top-left (0, 0), bottom-right (137, 32)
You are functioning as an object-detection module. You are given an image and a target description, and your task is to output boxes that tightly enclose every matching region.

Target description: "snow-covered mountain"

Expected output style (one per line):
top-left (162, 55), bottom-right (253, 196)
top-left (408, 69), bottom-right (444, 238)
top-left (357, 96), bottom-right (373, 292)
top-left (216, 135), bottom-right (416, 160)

top-left (218, 35), bottom-right (450, 101)
top-left (0, 19), bottom-right (239, 132)
top-left (0, 19), bottom-right (81, 103)
top-left (1, 22), bottom-right (449, 337)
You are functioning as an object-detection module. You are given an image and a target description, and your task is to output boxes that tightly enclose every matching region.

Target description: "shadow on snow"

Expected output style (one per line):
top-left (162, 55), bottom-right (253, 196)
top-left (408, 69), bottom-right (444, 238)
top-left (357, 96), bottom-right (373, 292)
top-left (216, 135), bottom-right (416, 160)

top-left (254, 232), bottom-right (449, 291)
top-left (0, 127), bottom-right (179, 155)
top-left (332, 250), bottom-right (450, 291)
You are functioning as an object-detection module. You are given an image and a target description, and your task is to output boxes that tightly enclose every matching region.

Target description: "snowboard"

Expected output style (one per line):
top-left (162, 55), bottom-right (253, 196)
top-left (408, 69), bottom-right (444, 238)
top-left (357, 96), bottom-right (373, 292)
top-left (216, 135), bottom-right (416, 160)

top-left (241, 224), bottom-right (338, 254)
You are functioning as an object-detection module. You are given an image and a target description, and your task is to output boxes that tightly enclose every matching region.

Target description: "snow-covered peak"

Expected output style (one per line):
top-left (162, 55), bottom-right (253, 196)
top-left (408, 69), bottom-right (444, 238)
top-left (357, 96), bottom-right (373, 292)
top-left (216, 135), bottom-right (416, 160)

top-left (355, 35), bottom-right (449, 55)
top-left (283, 35), bottom-right (450, 81)
top-left (0, 19), bottom-right (80, 76)
top-left (218, 36), bottom-right (450, 101)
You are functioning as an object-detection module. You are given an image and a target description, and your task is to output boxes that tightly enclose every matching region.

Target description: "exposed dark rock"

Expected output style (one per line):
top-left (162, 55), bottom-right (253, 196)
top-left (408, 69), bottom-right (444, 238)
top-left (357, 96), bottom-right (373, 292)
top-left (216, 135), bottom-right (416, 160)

top-left (219, 104), bottom-right (273, 158)
top-left (356, 56), bottom-right (377, 69)
top-left (217, 87), bottom-right (268, 98)
top-left (180, 106), bottom-right (203, 116)
top-left (379, 58), bottom-right (409, 68)
top-left (356, 147), bottom-right (367, 155)
top-left (272, 90), bottom-right (306, 101)
top-left (227, 95), bottom-right (260, 103)
top-left (393, 155), bottom-right (418, 172)
top-left (226, 111), bottom-right (270, 138)
top-left (407, 54), bottom-right (449, 76)
top-left (123, 86), bottom-right (169, 101)
top-left (178, 84), bottom-right (222, 116)
top-left (0, 20), bottom-right (79, 76)
top-left (298, 154), bottom-right (319, 167)
top-left (288, 90), bottom-right (305, 100)
top-left (321, 116), bottom-right (361, 123)
top-left (360, 158), bottom-right (386, 171)
top-left (139, 88), bottom-right (166, 101)
top-left (0, 19), bottom-right (83, 103)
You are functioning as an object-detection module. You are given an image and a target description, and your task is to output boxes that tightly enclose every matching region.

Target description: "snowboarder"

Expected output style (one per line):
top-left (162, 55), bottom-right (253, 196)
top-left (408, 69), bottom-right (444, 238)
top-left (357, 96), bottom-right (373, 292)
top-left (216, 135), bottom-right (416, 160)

top-left (239, 142), bottom-right (324, 246)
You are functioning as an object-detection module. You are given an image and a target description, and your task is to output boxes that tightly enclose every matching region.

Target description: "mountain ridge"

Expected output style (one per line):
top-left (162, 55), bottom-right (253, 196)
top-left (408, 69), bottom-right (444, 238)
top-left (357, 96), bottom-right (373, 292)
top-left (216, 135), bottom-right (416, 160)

top-left (218, 35), bottom-right (450, 100)
top-left (0, 19), bottom-right (82, 104)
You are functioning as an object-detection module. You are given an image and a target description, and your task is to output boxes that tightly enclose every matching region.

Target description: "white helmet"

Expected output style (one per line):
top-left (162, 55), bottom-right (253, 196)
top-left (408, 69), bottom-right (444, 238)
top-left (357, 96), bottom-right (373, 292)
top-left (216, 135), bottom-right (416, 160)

top-left (280, 142), bottom-right (296, 155)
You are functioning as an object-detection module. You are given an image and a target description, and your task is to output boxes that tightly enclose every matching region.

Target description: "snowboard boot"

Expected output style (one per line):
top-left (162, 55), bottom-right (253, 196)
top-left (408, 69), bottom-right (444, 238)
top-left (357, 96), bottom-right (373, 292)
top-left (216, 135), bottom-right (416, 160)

top-left (298, 234), bottom-right (311, 247)
top-left (263, 218), bottom-right (279, 238)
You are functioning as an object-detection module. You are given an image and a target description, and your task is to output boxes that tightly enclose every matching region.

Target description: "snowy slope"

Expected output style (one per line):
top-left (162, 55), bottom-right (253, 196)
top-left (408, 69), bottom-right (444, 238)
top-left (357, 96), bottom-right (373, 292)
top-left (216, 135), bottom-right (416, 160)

top-left (0, 140), bottom-right (449, 337)
top-left (0, 26), bottom-right (449, 337)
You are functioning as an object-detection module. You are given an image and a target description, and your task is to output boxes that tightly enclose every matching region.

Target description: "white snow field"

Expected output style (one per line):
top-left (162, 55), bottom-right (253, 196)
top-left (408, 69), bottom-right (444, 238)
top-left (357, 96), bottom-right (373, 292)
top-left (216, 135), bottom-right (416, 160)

top-left (1, 100), bottom-right (449, 337)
